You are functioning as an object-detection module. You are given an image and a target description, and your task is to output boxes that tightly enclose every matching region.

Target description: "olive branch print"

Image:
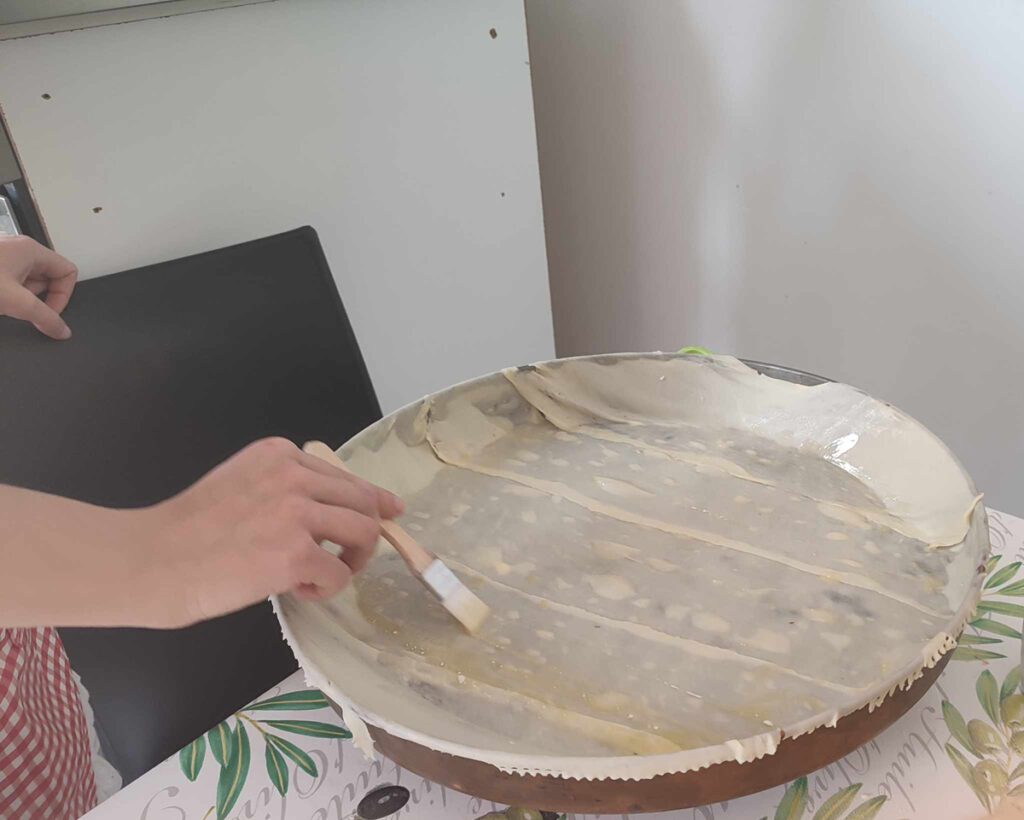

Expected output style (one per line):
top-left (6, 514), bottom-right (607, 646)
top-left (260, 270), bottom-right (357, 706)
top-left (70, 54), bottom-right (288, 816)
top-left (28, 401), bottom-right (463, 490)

top-left (943, 666), bottom-right (1024, 812)
top-left (176, 689), bottom-right (351, 820)
top-left (757, 776), bottom-right (887, 820)
top-left (955, 553), bottom-right (1024, 662)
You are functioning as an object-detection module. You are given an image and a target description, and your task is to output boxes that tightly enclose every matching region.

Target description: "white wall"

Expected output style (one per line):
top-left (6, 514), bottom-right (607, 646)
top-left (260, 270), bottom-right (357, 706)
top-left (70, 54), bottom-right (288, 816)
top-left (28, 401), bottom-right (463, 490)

top-left (527, 1), bottom-right (1024, 514)
top-left (0, 0), bottom-right (553, 413)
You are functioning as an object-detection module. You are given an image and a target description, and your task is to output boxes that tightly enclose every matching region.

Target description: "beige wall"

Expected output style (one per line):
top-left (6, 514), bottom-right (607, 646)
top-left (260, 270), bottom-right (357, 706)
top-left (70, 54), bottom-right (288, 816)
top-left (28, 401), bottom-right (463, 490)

top-left (527, 1), bottom-right (1024, 514)
top-left (0, 0), bottom-right (553, 415)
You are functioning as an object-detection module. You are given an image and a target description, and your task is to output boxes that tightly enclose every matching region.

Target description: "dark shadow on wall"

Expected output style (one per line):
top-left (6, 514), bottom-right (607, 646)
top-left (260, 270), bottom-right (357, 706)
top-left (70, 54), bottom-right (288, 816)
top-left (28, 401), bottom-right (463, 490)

top-left (526, 0), bottom-right (716, 357)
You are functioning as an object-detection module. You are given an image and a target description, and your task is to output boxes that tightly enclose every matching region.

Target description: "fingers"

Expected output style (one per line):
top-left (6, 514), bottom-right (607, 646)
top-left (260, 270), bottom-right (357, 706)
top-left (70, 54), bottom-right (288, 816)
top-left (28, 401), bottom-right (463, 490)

top-left (301, 468), bottom-right (380, 519)
top-left (24, 268), bottom-right (76, 314)
top-left (301, 468), bottom-right (405, 523)
top-left (0, 236), bottom-right (78, 318)
top-left (293, 584), bottom-right (332, 602)
top-left (291, 542), bottom-right (353, 599)
top-left (26, 245), bottom-right (77, 315)
top-left (0, 283), bottom-right (71, 340)
top-left (309, 504), bottom-right (381, 574)
top-left (297, 448), bottom-right (405, 519)
top-left (375, 486), bottom-right (406, 519)
top-left (27, 243), bottom-right (78, 289)
top-left (237, 438), bottom-right (406, 585)
top-left (296, 448), bottom-right (361, 484)
top-left (41, 262), bottom-right (77, 315)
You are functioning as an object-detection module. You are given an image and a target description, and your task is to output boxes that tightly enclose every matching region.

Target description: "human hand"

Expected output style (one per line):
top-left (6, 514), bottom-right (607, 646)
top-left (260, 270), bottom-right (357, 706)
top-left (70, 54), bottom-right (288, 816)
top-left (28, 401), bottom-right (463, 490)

top-left (140, 437), bottom-right (405, 627)
top-left (0, 235), bottom-right (78, 340)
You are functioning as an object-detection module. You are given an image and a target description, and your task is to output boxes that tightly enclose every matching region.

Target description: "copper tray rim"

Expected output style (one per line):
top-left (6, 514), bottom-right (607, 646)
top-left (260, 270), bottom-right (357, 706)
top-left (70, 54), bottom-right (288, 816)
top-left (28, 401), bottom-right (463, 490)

top-left (331, 651), bottom-right (952, 814)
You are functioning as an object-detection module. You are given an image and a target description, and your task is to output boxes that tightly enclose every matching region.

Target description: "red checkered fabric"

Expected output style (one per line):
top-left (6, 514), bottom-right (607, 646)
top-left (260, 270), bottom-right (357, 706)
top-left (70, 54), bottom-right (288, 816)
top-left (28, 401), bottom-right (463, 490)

top-left (0, 628), bottom-right (97, 819)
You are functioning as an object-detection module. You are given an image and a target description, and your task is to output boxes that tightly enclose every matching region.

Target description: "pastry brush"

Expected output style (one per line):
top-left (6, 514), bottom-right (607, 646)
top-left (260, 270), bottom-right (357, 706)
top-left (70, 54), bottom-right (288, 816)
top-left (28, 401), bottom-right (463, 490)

top-left (303, 440), bottom-right (490, 634)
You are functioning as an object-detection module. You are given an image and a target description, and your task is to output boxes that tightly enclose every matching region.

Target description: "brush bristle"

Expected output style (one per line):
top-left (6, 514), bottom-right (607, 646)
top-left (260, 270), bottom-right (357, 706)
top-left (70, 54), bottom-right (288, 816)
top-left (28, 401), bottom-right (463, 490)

top-left (420, 558), bottom-right (491, 634)
top-left (443, 585), bottom-right (491, 634)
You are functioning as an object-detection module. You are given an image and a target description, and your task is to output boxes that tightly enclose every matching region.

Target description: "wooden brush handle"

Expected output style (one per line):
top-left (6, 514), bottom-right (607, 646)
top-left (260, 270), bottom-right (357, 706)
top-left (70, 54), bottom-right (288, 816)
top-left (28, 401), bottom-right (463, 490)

top-left (302, 441), bottom-right (435, 574)
top-left (377, 519), bottom-right (434, 575)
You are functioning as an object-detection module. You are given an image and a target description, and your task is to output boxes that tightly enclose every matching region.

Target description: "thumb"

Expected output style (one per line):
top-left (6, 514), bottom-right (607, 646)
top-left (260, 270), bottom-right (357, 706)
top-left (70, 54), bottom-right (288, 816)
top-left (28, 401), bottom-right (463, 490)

top-left (0, 283), bottom-right (72, 340)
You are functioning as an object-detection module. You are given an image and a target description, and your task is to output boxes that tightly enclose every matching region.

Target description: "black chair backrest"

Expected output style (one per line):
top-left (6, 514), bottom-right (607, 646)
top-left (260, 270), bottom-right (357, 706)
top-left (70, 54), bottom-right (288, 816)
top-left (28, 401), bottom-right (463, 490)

top-left (0, 226), bottom-right (381, 782)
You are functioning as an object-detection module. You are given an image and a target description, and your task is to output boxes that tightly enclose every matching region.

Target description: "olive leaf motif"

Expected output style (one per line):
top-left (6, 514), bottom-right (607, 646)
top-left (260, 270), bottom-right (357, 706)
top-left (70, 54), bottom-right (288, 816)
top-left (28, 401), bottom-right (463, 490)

top-left (207, 720), bottom-right (232, 767)
top-left (265, 733), bottom-right (318, 777)
top-left (985, 562), bottom-right (1022, 590)
top-left (179, 689), bottom-right (351, 814)
top-left (178, 736), bottom-right (206, 782)
top-left (807, 784), bottom-right (888, 820)
top-left (953, 647), bottom-right (1007, 662)
top-left (947, 742), bottom-right (991, 812)
top-left (265, 739), bottom-right (289, 796)
top-left (977, 601), bottom-right (1024, 618)
top-left (246, 690), bottom-right (330, 711)
top-left (774, 776), bottom-right (808, 820)
top-left (943, 700), bottom-right (981, 758)
top-left (978, 670), bottom-right (1002, 725)
top-left (958, 634), bottom-right (1004, 646)
top-left (999, 580), bottom-right (1024, 596)
top-left (843, 796), bottom-right (887, 820)
top-left (956, 554), bottom-right (1024, 661)
top-left (216, 721), bottom-right (250, 820)
top-left (261, 719), bottom-right (352, 739)
top-left (968, 618), bottom-right (1022, 640)
top-left (812, 784), bottom-right (860, 820)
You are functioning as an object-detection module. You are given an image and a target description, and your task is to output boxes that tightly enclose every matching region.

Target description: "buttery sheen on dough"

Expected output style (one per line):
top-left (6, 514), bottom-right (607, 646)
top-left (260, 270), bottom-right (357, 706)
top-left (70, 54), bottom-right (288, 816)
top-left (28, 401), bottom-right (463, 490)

top-left (275, 354), bottom-right (988, 780)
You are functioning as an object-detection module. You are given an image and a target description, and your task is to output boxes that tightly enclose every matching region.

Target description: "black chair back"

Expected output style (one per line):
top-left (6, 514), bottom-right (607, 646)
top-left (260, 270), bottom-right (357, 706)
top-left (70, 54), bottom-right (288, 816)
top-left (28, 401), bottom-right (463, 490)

top-left (0, 226), bottom-right (381, 782)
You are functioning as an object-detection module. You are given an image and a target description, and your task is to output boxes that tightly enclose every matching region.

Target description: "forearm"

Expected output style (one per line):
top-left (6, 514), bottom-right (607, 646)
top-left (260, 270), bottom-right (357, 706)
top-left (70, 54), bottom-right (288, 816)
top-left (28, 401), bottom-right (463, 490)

top-left (0, 484), bottom-right (163, 628)
top-left (0, 438), bottom-right (400, 630)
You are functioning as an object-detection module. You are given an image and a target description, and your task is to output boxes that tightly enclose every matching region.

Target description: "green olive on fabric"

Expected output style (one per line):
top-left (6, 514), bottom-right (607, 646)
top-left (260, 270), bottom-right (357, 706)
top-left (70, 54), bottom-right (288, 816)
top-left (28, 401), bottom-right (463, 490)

top-left (1001, 694), bottom-right (1024, 730)
top-left (973, 760), bottom-right (1009, 796)
top-left (968, 719), bottom-right (1005, 755)
top-left (505, 810), bottom-right (545, 820)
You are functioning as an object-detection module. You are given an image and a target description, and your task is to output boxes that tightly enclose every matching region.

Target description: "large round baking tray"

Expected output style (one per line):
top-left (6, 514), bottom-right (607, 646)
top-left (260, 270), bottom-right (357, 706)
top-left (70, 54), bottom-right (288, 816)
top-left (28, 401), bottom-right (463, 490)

top-left (283, 356), bottom-right (985, 813)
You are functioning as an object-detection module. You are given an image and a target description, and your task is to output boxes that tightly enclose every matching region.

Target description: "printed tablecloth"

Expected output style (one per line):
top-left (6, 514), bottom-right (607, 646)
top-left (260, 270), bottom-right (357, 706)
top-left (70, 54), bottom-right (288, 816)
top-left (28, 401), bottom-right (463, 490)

top-left (85, 509), bottom-right (1024, 820)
